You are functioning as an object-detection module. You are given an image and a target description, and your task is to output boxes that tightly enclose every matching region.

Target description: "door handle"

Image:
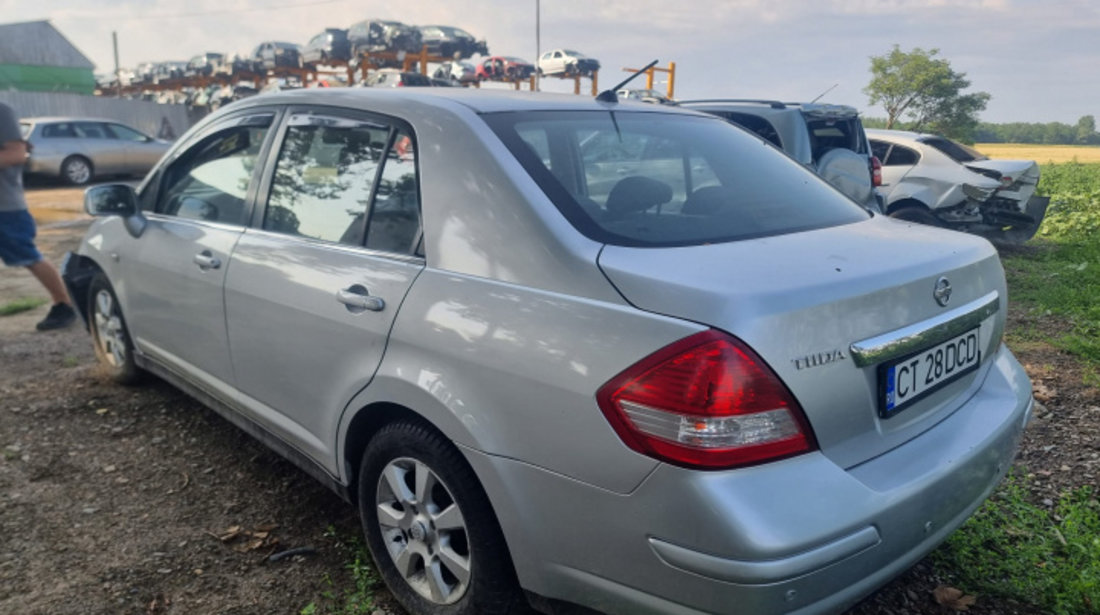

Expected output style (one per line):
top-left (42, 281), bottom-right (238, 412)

top-left (336, 285), bottom-right (385, 313)
top-left (193, 250), bottom-right (221, 270)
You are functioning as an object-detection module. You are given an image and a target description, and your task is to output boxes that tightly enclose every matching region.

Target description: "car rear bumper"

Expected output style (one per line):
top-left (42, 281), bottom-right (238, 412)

top-left (467, 344), bottom-right (1031, 615)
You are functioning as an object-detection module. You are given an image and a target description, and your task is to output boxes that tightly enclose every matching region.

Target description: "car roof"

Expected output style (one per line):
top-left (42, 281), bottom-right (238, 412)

top-left (865, 129), bottom-right (928, 142)
top-left (21, 117), bottom-right (124, 124)
top-left (226, 88), bottom-right (708, 116)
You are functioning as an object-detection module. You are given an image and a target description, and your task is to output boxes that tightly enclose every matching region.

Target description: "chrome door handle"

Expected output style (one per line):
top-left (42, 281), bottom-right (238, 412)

top-left (193, 251), bottom-right (221, 270)
top-left (336, 285), bottom-right (385, 313)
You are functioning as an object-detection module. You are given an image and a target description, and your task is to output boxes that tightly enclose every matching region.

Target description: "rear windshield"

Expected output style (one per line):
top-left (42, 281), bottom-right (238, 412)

top-left (919, 136), bottom-right (988, 163)
top-left (484, 111), bottom-right (869, 247)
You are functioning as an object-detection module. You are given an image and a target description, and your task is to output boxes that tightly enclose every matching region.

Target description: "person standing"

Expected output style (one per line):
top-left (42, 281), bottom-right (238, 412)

top-left (0, 101), bottom-right (76, 331)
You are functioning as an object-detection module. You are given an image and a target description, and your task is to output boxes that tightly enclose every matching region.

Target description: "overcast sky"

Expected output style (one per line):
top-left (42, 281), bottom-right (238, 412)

top-left (3, 0), bottom-right (1096, 124)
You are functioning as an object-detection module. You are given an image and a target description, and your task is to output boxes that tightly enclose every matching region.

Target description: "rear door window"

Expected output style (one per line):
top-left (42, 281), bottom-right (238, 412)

top-left (487, 111), bottom-right (868, 247)
top-left (885, 144), bottom-right (920, 166)
top-left (263, 113), bottom-right (422, 256)
top-left (264, 115), bottom-right (388, 245)
top-left (714, 112), bottom-right (782, 149)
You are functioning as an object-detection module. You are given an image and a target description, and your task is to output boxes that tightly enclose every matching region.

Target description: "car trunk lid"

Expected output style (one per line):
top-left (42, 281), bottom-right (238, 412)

top-left (965, 159), bottom-right (1041, 208)
top-left (597, 216), bottom-right (1006, 469)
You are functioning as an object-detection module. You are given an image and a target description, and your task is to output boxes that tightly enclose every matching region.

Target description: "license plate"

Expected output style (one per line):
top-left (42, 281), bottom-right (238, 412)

top-left (881, 328), bottom-right (981, 418)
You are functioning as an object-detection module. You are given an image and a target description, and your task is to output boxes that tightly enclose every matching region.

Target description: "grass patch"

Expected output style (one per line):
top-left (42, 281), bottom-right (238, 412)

top-left (300, 528), bottom-right (381, 615)
top-left (0, 297), bottom-right (48, 316)
top-left (935, 475), bottom-right (1100, 615)
top-left (1002, 241), bottom-right (1100, 367)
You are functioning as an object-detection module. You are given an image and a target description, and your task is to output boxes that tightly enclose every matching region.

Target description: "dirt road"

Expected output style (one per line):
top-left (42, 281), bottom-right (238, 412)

top-left (1, 186), bottom-right (1093, 614)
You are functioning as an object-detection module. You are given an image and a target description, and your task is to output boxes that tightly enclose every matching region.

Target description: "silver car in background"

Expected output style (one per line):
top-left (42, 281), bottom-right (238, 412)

top-left (20, 117), bottom-right (171, 185)
top-left (63, 89), bottom-right (1031, 615)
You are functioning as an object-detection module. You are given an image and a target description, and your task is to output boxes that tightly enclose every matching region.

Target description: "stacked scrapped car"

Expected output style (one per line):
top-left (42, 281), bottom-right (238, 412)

top-left (679, 99), bottom-right (882, 211)
top-left (868, 129), bottom-right (1048, 243)
top-left (63, 89), bottom-right (1031, 615)
top-left (417, 25), bottom-right (488, 59)
top-left (302, 28), bottom-right (352, 65)
top-left (348, 19), bottom-right (422, 67)
top-left (538, 49), bottom-right (601, 77)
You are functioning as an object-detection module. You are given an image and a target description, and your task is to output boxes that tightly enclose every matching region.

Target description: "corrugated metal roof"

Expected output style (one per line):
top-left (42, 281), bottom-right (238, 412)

top-left (0, 20), bottom-right (95, 70)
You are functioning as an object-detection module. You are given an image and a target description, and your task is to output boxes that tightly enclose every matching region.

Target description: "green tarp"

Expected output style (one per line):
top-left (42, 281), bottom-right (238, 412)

top-left (0, 64), bottom-right (94, 94)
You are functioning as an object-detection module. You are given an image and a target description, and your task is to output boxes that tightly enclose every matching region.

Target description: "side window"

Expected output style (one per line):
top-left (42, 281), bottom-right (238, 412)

top-left (106, 124), bottom-right (149, 142)
top-left (718, 112), bottom-right (782, 149)
top-left (366, 128), bottom-right (420, 255)
top-left (158, 122), bottom-right (270, 224)
top-left (75, 122), bottom-right (110, 139)
top-left (264, 116), bottom-right (388, 245)
top-left (885, 145), bottom-right (920, 166)
top-left (42, 123), bottom-right (77, 138)
top-left (870, 140), bottom-right (891, 162)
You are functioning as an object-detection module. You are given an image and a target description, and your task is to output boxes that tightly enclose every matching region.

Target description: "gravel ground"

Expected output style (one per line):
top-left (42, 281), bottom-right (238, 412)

top-left (1, 186), bottom-right (1092, 614)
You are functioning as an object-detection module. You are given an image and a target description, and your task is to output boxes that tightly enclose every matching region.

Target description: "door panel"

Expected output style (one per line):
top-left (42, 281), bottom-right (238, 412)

top-left (125, 218), bottom-right (241, 389)
top-left (225, 234), bottom-right (422, 467)
top-left (124, 113), bottom-right (276, 391)
top-left (224, 110), bottom-right (423, 469)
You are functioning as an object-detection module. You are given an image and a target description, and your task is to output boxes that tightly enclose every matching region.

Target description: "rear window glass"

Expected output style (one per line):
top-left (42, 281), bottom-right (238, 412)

top-left (920, 136), bottom-right (988, 163)
top-left (484, 111), bottom-right (868, 247)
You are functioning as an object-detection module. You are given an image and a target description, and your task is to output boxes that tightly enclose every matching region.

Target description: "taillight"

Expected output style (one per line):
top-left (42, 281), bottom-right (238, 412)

top-left (596, 330), bottom-right (816, 470)
top-left (871, 156), bottom-right (883, 187)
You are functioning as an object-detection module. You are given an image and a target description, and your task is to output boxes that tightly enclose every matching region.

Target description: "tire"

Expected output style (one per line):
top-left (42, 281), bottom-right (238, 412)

top-left (889, 205), bottom-right (942, 227)
top-left (61, 155), bottom-right (93, 186)
top-left (358, 421), bottom-right (524, 615)
top-left (88, 273), bottom-right (141, 384)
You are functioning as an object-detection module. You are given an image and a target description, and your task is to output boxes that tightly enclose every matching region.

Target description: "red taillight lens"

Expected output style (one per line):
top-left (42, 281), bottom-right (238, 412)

top-left (871, 156), bottom-right (883, 187)
top-left (597, 330), bottom-right (815, 470)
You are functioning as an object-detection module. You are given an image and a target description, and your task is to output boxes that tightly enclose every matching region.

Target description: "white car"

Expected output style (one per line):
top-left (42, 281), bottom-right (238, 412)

top-left (432, 61), bottom-right (477, 84)
top-left (537, 49), bottom-right (600, 77)
top-left (868, 129), bottom-right (1048, 243)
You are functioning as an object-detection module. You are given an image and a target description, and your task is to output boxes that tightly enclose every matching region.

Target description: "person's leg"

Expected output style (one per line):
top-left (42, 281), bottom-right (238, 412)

top-left (26, 259), bottom-right (71, 305)
top-left (0, 209), bottom-right (75, 330)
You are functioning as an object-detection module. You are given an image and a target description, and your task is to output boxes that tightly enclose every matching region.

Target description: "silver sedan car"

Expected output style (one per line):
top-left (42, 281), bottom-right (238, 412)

top-left (62, 89), bottom-right (1032, 615)
top-left (19, 117), bottom-right (171, 185)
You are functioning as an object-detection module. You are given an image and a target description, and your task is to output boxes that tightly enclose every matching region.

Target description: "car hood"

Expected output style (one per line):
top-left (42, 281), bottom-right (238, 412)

top-left (597, 215), bottom-right (1006, 469)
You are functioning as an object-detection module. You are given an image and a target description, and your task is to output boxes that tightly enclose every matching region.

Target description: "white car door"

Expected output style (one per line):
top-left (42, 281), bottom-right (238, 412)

top-left (224, 109), bottom-right (424, 470)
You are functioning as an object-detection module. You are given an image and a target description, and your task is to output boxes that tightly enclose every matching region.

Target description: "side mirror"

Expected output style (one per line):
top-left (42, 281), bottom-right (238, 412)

top-left (84, 184), bottom-right (147, 237)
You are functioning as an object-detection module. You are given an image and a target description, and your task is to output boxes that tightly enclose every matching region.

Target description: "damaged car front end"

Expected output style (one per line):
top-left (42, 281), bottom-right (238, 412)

top-left (869, 129), bottom-right (1049, 243)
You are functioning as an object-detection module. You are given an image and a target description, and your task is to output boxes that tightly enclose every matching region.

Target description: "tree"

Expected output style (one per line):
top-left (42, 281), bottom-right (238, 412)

top-left (1076, 115), bottom-right (1097, 144)
top-left (864, 45), bottom-right (991, 141)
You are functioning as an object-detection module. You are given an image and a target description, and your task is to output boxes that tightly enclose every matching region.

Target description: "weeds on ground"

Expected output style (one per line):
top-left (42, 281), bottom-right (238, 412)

top-left (0, 297), bottom-right (48, 316)
top-left (1001, 162), bottom-right (1100, 371)
top-left (935, 475), bottom-right (1100, 615)
top-left (300, 526), bottom-right (381, 615)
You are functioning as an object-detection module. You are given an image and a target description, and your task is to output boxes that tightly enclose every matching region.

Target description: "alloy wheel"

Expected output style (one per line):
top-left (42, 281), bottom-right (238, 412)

top-left (93, 289), bottom-right (127, 367)
top-left (375, 457), bottom-right (472, 605)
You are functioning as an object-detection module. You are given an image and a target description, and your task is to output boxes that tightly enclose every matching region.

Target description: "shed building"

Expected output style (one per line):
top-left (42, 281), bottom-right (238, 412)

top-left (0, 20), bottom-right (96, 94)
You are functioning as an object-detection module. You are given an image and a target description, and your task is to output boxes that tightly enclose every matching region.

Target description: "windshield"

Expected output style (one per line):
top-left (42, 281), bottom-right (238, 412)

top-left (484, 111), bottom-right (868, 247)
top-left (505, 57), bottom-right (528, 64)
top-left (919, 136), bottom-right (988, 163)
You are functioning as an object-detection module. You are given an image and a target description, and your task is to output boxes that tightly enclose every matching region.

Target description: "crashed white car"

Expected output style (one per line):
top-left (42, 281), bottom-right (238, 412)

top-left (868, 129), bottom-right (1048, 243)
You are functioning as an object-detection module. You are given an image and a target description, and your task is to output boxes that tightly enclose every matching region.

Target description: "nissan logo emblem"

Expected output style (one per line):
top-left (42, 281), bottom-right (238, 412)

top-left (933, 277), bottom-right (952, 307)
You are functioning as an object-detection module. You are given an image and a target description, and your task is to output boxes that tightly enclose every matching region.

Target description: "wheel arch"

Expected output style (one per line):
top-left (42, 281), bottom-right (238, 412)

top-left (60, 252), bottom-right (107, 330)
top-left (885, 196), bottom-right (932, 216)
